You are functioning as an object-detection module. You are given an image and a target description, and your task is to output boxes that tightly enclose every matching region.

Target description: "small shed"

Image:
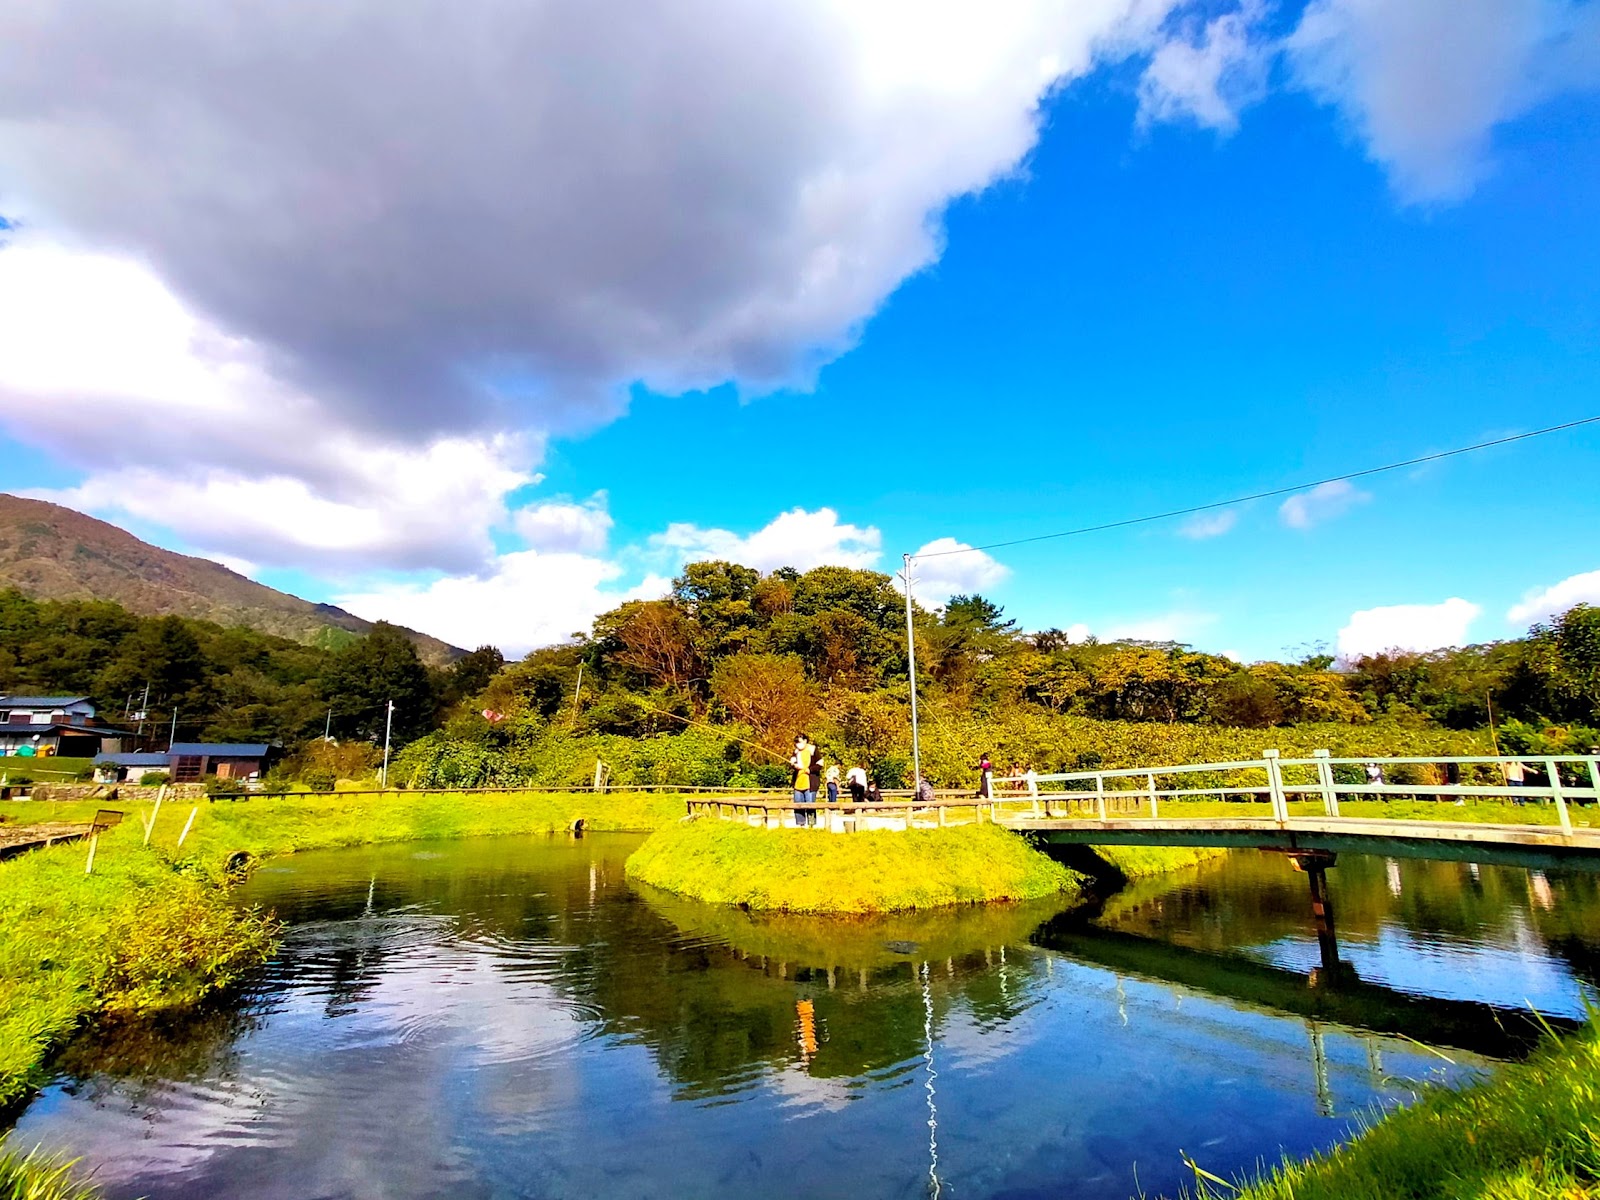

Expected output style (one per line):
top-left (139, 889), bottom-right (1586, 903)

top-left (167, 743), bottom-right (276, 783)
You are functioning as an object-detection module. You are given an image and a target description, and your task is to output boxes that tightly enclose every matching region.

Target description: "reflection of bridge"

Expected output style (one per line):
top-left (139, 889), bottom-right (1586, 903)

top-left (1029, 914), bottom-right (1577, 1060)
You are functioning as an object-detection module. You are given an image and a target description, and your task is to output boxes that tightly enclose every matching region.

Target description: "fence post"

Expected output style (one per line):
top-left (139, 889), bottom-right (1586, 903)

top-left (1589, 756), bottom-right (1600, 807)
top-left (1095, 774), bottom-right (1108, 822)
top-left (1314, 749), bottom-right (1338, 817)
top-left (1265, 750), bottom-right (1287, 824)
top-left (1147, 773), bottom-right (1158, 819)
top-left (1547, 758), bottom-right (1574, 836)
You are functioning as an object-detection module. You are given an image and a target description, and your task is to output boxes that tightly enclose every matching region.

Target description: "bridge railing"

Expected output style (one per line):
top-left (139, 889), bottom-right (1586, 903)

top-left (989, 753), bottom-right (1600, 837)
top-left (683, 794), bottom-right (1003, 831)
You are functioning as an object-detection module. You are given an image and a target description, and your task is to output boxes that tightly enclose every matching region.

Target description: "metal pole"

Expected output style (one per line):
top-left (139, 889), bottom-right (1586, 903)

top-left (169, 708), bottom-right (178, 751)
top-left (572, 662), bottom-right (584, 725)
top-left (324, 707), bottom-right (332, 742)
top-left (381, 700), bottom-right (394, 788)
top-left (902, 553), bottom-right (922, 791)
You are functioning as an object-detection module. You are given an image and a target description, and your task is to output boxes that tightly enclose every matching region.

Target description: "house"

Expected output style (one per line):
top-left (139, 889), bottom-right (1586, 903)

top-left (0, 695), bottom-right (132, 758)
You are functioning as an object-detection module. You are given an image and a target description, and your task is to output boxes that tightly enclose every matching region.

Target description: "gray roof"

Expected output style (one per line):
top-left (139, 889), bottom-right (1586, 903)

top-left (169, 742), bottom-right (270, 757)
top-left (0, 695), bottom-right (91, 707)
top-left (96, 753), bottom-right (171, 767)
top-left (0, 722), bottom-right (132, 737)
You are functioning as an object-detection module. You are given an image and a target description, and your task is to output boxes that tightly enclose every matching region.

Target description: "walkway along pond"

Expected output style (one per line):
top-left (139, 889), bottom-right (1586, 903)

top-left (7, 833), bottom-right (1597, 1199)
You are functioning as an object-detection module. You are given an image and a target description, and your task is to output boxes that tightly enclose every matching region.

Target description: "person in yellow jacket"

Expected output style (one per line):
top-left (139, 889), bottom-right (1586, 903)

top-left (790, 734), bottom-right (818, 827)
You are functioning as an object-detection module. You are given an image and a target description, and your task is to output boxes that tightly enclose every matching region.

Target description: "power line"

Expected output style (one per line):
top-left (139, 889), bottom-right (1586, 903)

top-left (913, 414), bottom-right (1600, 560)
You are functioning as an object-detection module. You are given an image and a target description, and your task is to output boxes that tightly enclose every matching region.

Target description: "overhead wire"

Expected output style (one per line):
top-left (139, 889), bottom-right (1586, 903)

top-left (911, 415), bottom-right (1600, 560)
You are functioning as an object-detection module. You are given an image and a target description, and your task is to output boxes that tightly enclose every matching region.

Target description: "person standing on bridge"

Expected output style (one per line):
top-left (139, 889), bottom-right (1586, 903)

top-left (825, 762), bottom-right (840, 804)
top-left (973, 753), bottom-right (993, 799)
top-left (790, 735), bottom-right (818, 827)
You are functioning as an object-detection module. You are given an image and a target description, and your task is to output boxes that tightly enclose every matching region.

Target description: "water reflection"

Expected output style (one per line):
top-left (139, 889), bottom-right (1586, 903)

top-left (8, 835), bottom-right (1598, 1200)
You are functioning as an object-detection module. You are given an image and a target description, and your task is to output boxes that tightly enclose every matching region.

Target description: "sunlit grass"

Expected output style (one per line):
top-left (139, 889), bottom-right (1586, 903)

top-left (0, 1140), bottom-right (102, 1199)
top-left (625, 817), bottom-right (1084, 913)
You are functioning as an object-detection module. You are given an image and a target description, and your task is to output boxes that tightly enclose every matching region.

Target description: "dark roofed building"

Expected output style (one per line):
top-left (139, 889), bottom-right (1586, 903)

top-left (94, 752), bottom-right (173, 782)
top-left (167, 743), bottom-right (276, 782)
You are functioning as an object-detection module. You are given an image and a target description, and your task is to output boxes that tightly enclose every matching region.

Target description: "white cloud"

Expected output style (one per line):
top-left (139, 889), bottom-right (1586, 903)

top-left (512, 496), bottom-right (613, 556)
top-left (1103, 610), bottom-right (1218, 643)
top-left (1278, 479), bottom-right (1370, 529)
top-left (1066, 623), bottom-right (1093, 644)
top-left (904, 538), bottom-right (1010, 603)
top-left (0, 2), bottom-right (1177, 455)
top-left (337, 553), bottom-right (670, 657)
top-left (1288, 0), bottom-right (1600, 202)
top-left (1178, 509), bottom-right (1239, 539)
top-left (0, 237), bottom-right (538, 572)
top-left (1336, 597), bottom-right (1481, 658)
top-left (1139, 4), bottom-right (1269, 132)
top-left (0, 4), bottom-right (1200, 570)
top-left (1506, 569), bottom-right (1600, 628)
top-left (650, 507), bottom-right (882, 574)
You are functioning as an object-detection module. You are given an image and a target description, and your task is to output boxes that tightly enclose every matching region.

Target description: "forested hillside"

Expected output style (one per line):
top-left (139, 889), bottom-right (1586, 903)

top-left (393, 561), bottom-right (1600, 790)
top-left (0, 494), bottom-right (461, 664)
top-left (0, 589), bottom-right (498, 750)
top-left (7, 559), bottom-right (1598, 789)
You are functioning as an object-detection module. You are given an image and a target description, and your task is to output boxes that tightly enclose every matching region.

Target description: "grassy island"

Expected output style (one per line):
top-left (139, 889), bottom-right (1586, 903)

top-left (624, 817), bottom-right (1084, 913)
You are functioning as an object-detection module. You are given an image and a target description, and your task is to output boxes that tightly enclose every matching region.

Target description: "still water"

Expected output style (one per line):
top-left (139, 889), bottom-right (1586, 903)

top-left (11, 836), bottom-right (1600, 1199)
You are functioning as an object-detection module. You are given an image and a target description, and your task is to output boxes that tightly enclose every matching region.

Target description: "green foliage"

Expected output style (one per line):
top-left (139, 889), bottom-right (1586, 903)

top-left (0, 827), bottom-right (276, 1106)
top-left (320, 621), bottom-right (438, 744)
top-left (625, 818), bottom-right (1084, 913)
top-left (0, 1140), bottom-right (103, 1199)
top-left (1218, 1018), bottom-right (1600, 1200)
top-left (137, 772), bottom-right (169, 786)
top-left (203, 776), bottom-right (247, 798)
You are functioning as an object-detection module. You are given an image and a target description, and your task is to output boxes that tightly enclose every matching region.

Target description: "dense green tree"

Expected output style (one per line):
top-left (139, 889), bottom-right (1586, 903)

top-left (321, 622), bottom-right (438, 744)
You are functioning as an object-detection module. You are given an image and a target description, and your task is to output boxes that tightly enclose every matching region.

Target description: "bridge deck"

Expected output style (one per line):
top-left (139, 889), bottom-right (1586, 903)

top-left (1000, 814), bottom-right (1600, 870)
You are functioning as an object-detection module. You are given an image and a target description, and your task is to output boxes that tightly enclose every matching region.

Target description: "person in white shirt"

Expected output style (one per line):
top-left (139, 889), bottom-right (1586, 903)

top-left (845, 762), bottom-right (868, 803)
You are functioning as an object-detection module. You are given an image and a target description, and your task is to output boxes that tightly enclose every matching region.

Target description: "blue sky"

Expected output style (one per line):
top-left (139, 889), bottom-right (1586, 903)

top-left (2, 1), bottom-right (1599, 657)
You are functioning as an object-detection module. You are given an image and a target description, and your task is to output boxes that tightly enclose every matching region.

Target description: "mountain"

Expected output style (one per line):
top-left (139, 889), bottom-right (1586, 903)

top-left (0, 494), bottom-right (462, 665)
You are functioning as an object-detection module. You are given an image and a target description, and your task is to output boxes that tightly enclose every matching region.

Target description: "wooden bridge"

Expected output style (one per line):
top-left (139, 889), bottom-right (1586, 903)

top-left (684, 752), bottom-right (1600, 873)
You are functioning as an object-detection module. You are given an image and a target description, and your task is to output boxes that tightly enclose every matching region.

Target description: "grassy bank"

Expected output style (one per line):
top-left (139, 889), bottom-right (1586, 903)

top-left (0, 824), bottom-right (275, 1108)
top-left (1202, 1019), bottom-right (1600, 1200)
top-left (625, 818), bottom-right (1084, 913)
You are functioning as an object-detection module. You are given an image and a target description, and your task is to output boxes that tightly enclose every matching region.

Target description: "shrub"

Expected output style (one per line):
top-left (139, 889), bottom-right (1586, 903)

top-left (203, 776), bottom-right (247, 798)
top-left (300, 766), bottom-right (337, 791)
top-left (138, 772), bottom-right (169, 787)
top-left (5, 774), bottom-right (32, 787)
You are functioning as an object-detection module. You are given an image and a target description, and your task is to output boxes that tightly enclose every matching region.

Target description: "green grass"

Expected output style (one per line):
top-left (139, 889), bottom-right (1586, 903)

top-left (0, 824), bottom-right (276, 1107)
top-left (625, 817), bottom-right (1085, 913)
top-left (0, 759), bottom-right (95, 784)
top-left (0, 1140), bottom-right (103, 1199)
top-left (1186, 1018), bottom-right (1600, 1200)
top-left (1089, 844), bottom-right (1228, 878)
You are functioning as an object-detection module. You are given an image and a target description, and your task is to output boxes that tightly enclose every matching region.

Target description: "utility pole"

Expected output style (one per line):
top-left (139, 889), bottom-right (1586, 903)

top-left (380, 700), bottom-right (395, 788)
top-left (902, 553), bottom-right (922, 790)
top-left (324, 707), bottom-right (332, 742)
top-left (169, 708), bottom-right (178, 751)
top-left (136, 681), bottom-right (151, 741)
top-left (571, 663), bottom-right (584, 726)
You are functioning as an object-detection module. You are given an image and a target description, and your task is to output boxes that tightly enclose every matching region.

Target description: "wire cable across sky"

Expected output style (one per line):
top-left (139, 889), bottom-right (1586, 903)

top-left (912, 414), bottom-right (1600, 560)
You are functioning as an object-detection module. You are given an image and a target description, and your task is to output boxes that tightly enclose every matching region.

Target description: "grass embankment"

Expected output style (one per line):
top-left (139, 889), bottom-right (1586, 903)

top-left (1204, 1020), bottom-right (1600, 1200)
top-left (0, 823), bottom-right (275, 1109)
top-left (625, 818), bottom-right (1084, 913)
top-left (0, 790), bottom-right (684, 1111)
top-left (1008, 796), bottom-right (1600, 830)
top-left (1090, 844), bottom-right (1227, 878)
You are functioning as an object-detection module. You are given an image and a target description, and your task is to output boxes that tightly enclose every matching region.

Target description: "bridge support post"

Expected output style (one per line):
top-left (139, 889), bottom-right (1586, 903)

top-left (1289, 850), bottom-right (1341, 978)
top-left (1095, 775), bottom-right (1107, 822)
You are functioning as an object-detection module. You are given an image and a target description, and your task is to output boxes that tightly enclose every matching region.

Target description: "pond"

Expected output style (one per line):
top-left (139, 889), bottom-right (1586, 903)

top-left (9, 835), bottom-right (1599, 1199)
